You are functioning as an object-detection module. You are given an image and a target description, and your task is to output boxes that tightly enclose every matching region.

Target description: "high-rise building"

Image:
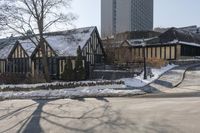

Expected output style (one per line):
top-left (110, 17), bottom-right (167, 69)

top-left (101, 0), bottom-right (153, 38)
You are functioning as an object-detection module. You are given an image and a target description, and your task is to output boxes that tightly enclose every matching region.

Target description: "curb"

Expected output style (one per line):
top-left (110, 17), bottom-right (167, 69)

top-left (173, 63), bottom-right (200, 88)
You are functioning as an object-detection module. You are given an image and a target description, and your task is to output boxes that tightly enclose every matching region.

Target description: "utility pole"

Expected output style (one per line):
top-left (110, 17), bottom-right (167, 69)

top-left (142, 40), bottom-right (147, 80)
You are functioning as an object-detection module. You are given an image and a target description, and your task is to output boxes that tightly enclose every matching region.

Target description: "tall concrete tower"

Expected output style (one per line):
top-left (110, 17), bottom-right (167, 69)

top-left (101, 0), bottom-right (153, 38)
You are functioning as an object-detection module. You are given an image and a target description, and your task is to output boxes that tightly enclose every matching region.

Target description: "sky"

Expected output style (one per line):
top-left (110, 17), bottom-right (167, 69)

top-left (71, 0), bottom-right (200, 31)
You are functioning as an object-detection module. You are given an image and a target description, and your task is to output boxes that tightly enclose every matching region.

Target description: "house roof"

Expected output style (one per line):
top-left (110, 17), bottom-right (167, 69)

top-left (121, 37), bottom-right (157, 47)
top-left (158, 28), bottom-right (200, 44)
top-left (144, 28), bottom-right (200, 47)
top-left (0, 44), bottom-right (14, 59)
top-left (0, 26), bottom-right (97, 59)
top-left (44, 26), bottom-right (96, 57)
top-left (0, 37), bottom-right (17, 59)
top-left (120, 28), bottom-right (200, 48)
top-left (18, 39), bottom-right (37, 57)
top-left (153, 39), bottom-right (200, 48)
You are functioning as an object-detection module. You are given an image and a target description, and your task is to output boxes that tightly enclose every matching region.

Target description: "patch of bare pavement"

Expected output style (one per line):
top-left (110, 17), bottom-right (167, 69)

top-left (0, 97), bottom-right (200, 133)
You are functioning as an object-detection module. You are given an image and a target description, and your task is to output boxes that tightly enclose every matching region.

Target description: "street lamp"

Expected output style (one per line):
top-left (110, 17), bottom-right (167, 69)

top-left (142, 40), bottom-right (147, 80)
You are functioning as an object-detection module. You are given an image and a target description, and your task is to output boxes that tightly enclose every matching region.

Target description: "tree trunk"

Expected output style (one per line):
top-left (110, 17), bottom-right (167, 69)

top-left (39, 37), bottom-right (50, 82)
top-left (38, 11), bottom-right (50, 82)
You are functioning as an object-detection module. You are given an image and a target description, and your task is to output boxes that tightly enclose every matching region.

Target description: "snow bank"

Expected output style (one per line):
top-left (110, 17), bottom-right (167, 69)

top-left (122, 64), bottom-right (177, 88)
top-left (0, 85), bottom-right (144, 100)
top-left (0, 80), bottom-right (124, 90)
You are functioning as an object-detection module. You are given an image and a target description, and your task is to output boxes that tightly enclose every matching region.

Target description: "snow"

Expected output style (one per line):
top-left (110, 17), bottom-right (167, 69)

top-left (0, 37), bottom-right (37, 58)
top-left (126, 37), bottom-right (157, 47)
top-left (154, 39), bottom-right (200, 47)
top-left (0, 44), bottom-right (14, 59)
top-left (0, 26), bottom-right (96, 59)
top-left (0, 80), bottom-right (124, 90)
top-left (179, 41), bottom-right (200, 47)
top-left (45, 27), bottom-right (95, 57)
top-left (121, 64), bottom-right (177, 88)
top-left (94, 70), bottom-right (128, 73)
top-left (19, 39), bottom-right (37, 56)
top-left (18, 27), bottom-right (96, 57)
top-left (0, 85), bottom-right (145, 100)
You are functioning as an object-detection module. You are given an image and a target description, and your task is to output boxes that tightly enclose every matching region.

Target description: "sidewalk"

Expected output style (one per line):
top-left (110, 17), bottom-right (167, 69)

top-left (149, 63), bottom-right (200, 93)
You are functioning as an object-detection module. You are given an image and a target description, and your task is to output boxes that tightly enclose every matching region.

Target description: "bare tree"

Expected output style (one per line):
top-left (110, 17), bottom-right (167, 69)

top-left (0, 0), bottom-right (76, 82)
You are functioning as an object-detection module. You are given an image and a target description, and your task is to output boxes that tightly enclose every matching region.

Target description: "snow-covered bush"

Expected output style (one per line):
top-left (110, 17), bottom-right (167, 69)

top-left (0, 80), bottom-right (125, 92)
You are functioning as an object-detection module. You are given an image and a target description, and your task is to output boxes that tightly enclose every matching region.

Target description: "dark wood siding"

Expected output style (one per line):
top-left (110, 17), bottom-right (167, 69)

top-left (82, 30), bottom-right (104, 65)
top-left (6, 44), bottom-right (29, 73)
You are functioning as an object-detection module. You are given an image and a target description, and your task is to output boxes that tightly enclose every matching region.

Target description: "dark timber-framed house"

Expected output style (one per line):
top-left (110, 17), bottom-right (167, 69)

top-left (0, 36), bottom-right (43, 75)
top-left (31, 26), bottom-right (105, 79)
top-left (114, 28), bottom-right (200, 63)
top-left (0, 26), bottom-right (105, 79)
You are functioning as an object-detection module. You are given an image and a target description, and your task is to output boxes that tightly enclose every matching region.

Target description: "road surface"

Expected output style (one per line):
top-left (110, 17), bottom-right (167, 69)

top-left (0, 66), bottom-right (200, 133)
top-left (0, 97), bottom-right (200, 133)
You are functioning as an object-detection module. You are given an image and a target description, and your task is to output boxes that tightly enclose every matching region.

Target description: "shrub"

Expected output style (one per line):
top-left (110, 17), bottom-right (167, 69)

top-left (62, 58), bottom-right (75, 81)
top-left (0, 73), bottom-right (47, 84)
top-left (74, 46), bottom-right (86, 80)
top-left (0, 73), bottom-right (25, 84)
top-left (147, 58), bottom-right (168, 68)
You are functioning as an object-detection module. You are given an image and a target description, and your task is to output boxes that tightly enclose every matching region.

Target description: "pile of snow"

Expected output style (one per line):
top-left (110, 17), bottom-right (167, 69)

top-left (122, 64), bottom-right (177, 88)
top-left (0, 85), bottom-right (144, 100)
top-left (0, 80), bottom-right (124, 90)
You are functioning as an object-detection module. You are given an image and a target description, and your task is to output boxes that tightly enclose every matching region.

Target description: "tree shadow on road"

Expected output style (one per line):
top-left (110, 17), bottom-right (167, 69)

top-left (0, 97), bottom-right (186, 133)
top-left (16, 100), bottom-right (49, 133)
top-left (0, 98), bottom-right (136, 133)
top-left (0, 102), bottom-right (38, 133)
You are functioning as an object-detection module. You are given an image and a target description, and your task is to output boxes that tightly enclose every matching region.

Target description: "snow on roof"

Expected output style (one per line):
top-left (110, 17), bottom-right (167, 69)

top-left (148, 39), bottom-right (200, 47)
top-left (0, 44), bottom-right (14, 59)
top-left (159, 28), bottom-right (200, 44)
top-left (126, 37), bottom-right (157, 47)
top-left (179, 41), bottom-right (200, 47)
top-left (0, 37), bottom-right (17, 48)
top-left (127, 39), bottom-right (144, 47)
top-left (45, 26), bottom-right (95, 56)
top-left (18, 39), bottom-right (37, 56)
top-left (0, 37), bottom-right (17, 59)
top-left (160, 39), bottom-right (179, 44)
top-left (0, 26), bottom-right (96, 58)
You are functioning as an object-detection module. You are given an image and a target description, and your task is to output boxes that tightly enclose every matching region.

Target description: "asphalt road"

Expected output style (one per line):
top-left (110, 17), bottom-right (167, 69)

top-left (179, 66), bottom-right (200, 87)
top-left (1, 97), bottom-right (200, 133)
top-left (0, 66), bottom-right (200, 133)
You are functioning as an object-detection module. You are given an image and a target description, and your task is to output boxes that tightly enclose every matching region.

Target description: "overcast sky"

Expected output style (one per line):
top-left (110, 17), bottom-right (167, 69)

top-left (71, 0), bottom-right (200, 31)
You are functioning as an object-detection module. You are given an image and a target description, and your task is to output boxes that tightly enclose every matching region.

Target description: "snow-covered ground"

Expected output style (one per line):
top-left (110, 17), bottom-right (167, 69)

top-left (0, 64), bottom-right (176, 99)
top-left (122, 64), bottom-right (177, 88)
top-left (0, 85), bottom-right (144, 100)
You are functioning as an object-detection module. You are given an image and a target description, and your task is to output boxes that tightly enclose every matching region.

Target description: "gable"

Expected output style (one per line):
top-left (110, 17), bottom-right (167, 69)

top-left (121, 41), bottom-right (131, 47)
top-left (10, 43), bottom-right (29, 59)
top-left (19, 39), bottom-right (37, 57)
top-left (44, 27), bottom-right (96, 57)
top-left (33, 42), bottom-right (56, 58)
top-left (82, 28), bottom-right (104, 56)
